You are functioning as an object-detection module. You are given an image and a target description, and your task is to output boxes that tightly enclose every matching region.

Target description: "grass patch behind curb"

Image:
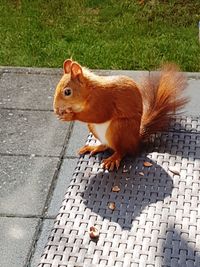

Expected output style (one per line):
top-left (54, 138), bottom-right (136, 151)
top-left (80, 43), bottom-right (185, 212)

top-left (0, 0), bottom-right (200, 71)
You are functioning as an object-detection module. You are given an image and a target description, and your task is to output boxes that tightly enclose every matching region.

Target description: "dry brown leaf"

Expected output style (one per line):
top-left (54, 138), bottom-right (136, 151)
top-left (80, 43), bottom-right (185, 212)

top-left (89, 226), bottom-right (99, 239)
top-left (169, 166), bottom-right (180, 175)
top-left (139, 172), bottom-right (145, 176)
top-left (108, 202), bottom-right (116, 210)
top-left (143, 161), bottom-right (153, 167)
top-left (112, 185), bottom-right (120, 192)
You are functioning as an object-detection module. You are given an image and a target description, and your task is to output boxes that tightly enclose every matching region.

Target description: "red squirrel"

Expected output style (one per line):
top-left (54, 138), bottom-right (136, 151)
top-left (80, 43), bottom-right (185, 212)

top-left (54, 59), bottom-right (188, 170)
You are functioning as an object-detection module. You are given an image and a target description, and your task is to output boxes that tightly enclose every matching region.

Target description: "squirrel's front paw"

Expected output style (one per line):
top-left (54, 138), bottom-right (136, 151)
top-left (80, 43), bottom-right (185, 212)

top-left (57, 112), bottom-right (74, 121)
top-left (78, 144), bottom-right (108, 156)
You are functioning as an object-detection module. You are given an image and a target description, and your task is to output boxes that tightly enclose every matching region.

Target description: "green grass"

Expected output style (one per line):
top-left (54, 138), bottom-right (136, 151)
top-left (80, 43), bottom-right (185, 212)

top-left (0, 0), bottom-right (200, 71)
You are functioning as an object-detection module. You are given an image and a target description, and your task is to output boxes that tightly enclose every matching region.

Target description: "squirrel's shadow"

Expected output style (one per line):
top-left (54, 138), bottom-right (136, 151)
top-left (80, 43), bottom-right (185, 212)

top-left (81, 153), bottom-right (173, 230)
top-left (80, 117), bottom-right (199, 230)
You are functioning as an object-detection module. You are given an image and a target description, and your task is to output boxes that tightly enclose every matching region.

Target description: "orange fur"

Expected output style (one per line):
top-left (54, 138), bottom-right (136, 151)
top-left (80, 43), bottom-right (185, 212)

top-left (140, 64), bottom-right (188, 139)
top-left (54, 60), bottom-right (188, 170)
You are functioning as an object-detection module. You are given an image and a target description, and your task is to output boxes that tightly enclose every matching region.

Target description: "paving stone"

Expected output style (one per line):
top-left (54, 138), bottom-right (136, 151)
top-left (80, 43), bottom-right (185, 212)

top-left (0, 109), bottom-right (69, 156)
top-left (30, 219), bottom-right (54, 267)
top-left (0, 155), bottom-right (59, 216)
top-left (65, 121), bottom-right (88, 158)
top-left (47, 158), bottom-right (78, 217)
top-left (0, 217), bottom-right (39, 267)
top-left (183, 78), bottom-right (200, 116)
top-left (0, 72), bottom-right (60, 110)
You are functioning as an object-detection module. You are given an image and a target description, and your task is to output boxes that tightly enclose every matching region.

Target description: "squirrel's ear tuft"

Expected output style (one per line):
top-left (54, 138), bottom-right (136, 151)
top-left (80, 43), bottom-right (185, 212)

top-left (63, 59), bottom-right (73, 74)
top-left (71, 62), bottom-right (83, 79)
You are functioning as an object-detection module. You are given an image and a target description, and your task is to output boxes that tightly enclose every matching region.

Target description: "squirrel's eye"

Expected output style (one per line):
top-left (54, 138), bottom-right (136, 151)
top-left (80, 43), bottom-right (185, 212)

top-left (63, 87), bottom-right (72, 97)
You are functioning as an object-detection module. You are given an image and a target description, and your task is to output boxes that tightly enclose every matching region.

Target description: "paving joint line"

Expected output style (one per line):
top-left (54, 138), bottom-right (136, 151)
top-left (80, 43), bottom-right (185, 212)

top-left (25, 121), bottom-right (75, 267)
top-left (0, 214), bottom-right (56, 220)
top-left (41, 121), bottom-right (75, 215)
top-left (0, 152), bottom-right (60, 158)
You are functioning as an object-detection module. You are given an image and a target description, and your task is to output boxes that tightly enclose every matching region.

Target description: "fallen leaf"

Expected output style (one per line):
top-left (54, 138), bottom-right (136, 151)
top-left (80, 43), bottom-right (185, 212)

top-left (89, 226), bottom-right (99, 239)
top-left (112, 185), bottom-right (120, 192)
top-left (169, 166), bottom-right (180, 175)
top-left (139, 172), bottom-right (144, 176)
top-left (108, 202), bottom-right (116, 210)
top-left (143, 161), bottom-right (153, 167)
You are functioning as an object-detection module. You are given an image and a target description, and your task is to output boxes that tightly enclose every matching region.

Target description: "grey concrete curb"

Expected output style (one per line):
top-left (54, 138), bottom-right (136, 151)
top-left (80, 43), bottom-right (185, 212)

top-left (0, 67), bottom-right (149, 77)
top-left (0, 66), bottom-right (199, 79)
top-left (0, 66), bottom-right (62, 75)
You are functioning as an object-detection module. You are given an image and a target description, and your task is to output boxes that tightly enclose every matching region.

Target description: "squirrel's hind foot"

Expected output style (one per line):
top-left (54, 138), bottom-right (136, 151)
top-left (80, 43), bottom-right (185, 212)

top-left (102, 152), bottom-right (122, 171)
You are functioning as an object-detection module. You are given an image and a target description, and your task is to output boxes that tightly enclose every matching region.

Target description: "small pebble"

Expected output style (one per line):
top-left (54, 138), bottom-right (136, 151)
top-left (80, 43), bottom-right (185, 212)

top-left (143, 161), bottom-right (153, 167)
top-left (139, 172), bottom-right (144, 176)
top-left (89, 226), bottom-right (99, 239)
top-left (169, 166), bottom-right (180, 175)
top-left (112, 185), bottom-right (120, 192)
top-left (108, 202), bottom-right (116, 210)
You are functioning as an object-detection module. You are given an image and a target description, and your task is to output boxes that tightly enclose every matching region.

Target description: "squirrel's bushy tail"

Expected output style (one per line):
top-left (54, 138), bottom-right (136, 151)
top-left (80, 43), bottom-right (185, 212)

top-left (140, 64), bottom-right (189, 140)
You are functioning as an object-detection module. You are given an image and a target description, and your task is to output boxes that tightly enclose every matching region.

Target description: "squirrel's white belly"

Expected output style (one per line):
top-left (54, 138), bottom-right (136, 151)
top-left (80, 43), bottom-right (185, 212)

top-left (92, 121), bottom-right (111, 145)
